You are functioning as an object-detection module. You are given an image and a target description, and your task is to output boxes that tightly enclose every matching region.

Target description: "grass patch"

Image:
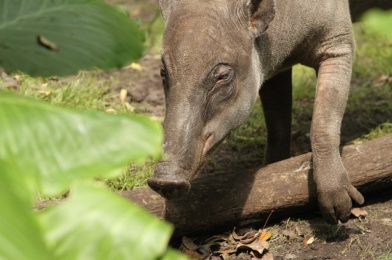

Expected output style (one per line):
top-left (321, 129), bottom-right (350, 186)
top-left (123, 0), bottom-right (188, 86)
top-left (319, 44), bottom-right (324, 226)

top-left (106, 161), bottom-right (157, 191)
top-left (1, 72), bottom-right (125, 112)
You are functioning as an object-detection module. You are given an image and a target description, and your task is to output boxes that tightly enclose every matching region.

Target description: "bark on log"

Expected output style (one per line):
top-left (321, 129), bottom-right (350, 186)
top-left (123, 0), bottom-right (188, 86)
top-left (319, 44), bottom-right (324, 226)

top-left (123, 134), bottom-right (392, 236)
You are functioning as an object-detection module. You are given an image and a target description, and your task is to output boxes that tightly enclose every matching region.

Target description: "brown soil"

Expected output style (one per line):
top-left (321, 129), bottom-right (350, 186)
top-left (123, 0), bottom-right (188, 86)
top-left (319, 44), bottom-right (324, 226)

top-left (101, 54), bottom-right (165, 118)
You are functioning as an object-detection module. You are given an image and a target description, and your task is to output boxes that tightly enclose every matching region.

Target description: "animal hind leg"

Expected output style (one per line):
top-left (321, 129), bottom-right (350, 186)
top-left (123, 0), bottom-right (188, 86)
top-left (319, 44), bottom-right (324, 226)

top-left (260, 68), bottom-right (292, 165)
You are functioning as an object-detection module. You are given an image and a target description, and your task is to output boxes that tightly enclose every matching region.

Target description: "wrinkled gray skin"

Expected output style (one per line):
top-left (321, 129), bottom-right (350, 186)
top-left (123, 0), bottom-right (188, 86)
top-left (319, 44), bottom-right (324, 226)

top-left (148, 0), bottom-right (388, 224)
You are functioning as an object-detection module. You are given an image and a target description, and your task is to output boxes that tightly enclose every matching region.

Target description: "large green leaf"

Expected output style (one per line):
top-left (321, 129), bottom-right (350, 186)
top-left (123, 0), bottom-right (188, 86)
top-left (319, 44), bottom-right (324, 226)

top-left (0, 164), bottom-right (52, 260)
top-left (40, 183), bottom-right (173, 260)
top-left (0, 92), bottom-right (162, 196)
top-left (0, 0), bottom-right (144, 76)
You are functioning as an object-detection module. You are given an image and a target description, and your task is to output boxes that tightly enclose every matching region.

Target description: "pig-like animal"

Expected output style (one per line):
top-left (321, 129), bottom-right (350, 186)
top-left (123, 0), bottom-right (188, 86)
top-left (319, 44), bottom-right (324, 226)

top-left (148, 0), bottom-right (389, 224)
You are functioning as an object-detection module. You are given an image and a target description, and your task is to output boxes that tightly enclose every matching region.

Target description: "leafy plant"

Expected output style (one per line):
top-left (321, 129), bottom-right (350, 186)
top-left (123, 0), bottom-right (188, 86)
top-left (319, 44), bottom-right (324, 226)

top-left (0, 92), bottom-right (161, 197)
top-left (0, 0), bottom-right (185, 259)
top-left (0, 92), bottom-right (182, 260)
top-left (0, 0), bottom-right (144, 76)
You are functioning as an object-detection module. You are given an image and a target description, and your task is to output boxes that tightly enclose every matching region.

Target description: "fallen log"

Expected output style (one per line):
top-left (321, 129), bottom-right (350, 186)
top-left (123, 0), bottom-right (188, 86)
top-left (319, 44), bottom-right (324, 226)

top-left (123, 134), bottom-right (392, 236)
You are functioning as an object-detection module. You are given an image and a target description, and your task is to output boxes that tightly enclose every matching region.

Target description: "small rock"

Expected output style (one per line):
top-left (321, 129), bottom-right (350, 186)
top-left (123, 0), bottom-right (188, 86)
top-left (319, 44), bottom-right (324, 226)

top-left (282, 230), bottom-right (298, 240)
top-left (0, 71), bottom-right (19, 89)
top-left (284, 253), bottom-right (297, 259)
top-left (380, 218), bottom-right (392, 226)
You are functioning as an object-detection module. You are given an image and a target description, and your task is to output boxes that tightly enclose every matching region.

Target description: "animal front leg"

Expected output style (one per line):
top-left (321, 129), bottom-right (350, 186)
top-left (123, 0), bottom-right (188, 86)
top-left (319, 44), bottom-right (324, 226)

top-left (311, 52), bottom-right (364, 224)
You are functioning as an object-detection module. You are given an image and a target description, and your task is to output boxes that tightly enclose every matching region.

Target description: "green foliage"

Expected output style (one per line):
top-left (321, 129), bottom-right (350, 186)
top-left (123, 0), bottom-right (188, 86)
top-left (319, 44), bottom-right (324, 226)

top-left (40, 183), bottom-right (172, 260)
top-left (0, 92), bottom-right (178, 260)
top-left (161, 249), bottom-right (189, 260)
top-left (353, 10), bottom-right (392, 81)
top-left (0, 0), bottom-right (145, 76)
top-left (361, 10), bottom-right (392, 40)
top-left (0, 166), bottom-right (53, 260)
top-left (352, 123), bottom-right (392, 144)
top-left (0, 92), bottom-right (162, 197)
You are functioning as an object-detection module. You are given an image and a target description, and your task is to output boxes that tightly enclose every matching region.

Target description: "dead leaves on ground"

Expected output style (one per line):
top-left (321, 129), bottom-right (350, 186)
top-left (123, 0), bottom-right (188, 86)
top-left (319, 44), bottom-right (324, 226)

top-left (118, 88), bottom-right (135, 112)
top-left (180, 228), bottom-right (272, 259)
top-left (179, 225), bottom-right (323, 259)
top-left (178, 206), bottom-right (374, 259)
top-left (351, 208), bottom-right (368, 219)
top-left (373, 74), bottom-right (392, 87)
top-left (127, 62), bottom-right (143, 72)
top-left (303, 236), bottom-right (315, 246)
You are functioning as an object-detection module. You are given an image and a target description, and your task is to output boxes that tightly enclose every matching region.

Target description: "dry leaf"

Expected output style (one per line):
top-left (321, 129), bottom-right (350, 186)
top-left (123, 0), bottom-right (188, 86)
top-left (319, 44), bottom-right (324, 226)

top-left (351, 208), bottom-right (368, 218)
top-left (38, 90), bottom-right (52, 97)
top-left (221, 252), bottom-right (230, 260)
top-left (303, 236), bottom-right (315, 246)
top-left (105, 108), bottom-right (117, 114)
top-left (295, 226), bottom-right (303, 237)
top-left (13, 75), bottom-right (22, 81)
top-left (129, 63), bottom-right (143, 71)
top-left (259, 230), bottom-right (272, 241)
top-left (373, 74), bottom-right (392, 87)
top-left (37, 35), bottom-right (59, 51)
top-left (124, 102), bottom-right (135, 112)
top-left (232, 228), bottom-right (259, 244)
top-left (236, 240), bottom-right (269, 257)
top-left (181, 236), bottom-right (199, 251)
top-left (120, 89), bottom-right (128, 102)
top-left (216, 248), bottom-right (237, 256)
top-left (204, 235), bottom-right (227, 244)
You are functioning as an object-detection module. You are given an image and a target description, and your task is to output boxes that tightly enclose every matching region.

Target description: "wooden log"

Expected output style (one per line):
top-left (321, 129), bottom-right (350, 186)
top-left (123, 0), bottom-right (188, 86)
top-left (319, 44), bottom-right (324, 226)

top-left (122, 134), bottom-right (392, 236)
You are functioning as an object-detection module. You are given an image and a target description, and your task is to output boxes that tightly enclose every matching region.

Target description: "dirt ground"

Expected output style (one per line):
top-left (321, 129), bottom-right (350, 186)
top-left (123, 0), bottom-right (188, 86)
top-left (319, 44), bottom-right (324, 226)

top-left (109, 1), bottom-right (392, 259)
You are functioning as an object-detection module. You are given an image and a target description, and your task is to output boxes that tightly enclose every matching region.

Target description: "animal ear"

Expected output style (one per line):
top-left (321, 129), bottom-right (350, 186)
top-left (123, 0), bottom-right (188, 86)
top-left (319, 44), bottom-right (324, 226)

top-left (247, 0), bottom-right (276, 37)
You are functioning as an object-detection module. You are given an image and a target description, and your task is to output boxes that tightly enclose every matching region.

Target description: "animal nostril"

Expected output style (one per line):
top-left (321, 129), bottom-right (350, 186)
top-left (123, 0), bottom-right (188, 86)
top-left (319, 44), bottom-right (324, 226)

top-left (147, 177), bottom-right (191, 200)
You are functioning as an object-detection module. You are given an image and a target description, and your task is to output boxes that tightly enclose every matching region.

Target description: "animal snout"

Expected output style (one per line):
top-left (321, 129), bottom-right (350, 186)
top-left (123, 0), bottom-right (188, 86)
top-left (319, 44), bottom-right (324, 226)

top-left (147, 162), bottom-right (191, 199)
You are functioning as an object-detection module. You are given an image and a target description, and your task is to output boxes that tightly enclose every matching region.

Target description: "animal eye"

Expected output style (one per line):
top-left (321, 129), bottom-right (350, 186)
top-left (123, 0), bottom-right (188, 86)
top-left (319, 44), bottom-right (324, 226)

top-left (213, 64), bottom-right (234, 85)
